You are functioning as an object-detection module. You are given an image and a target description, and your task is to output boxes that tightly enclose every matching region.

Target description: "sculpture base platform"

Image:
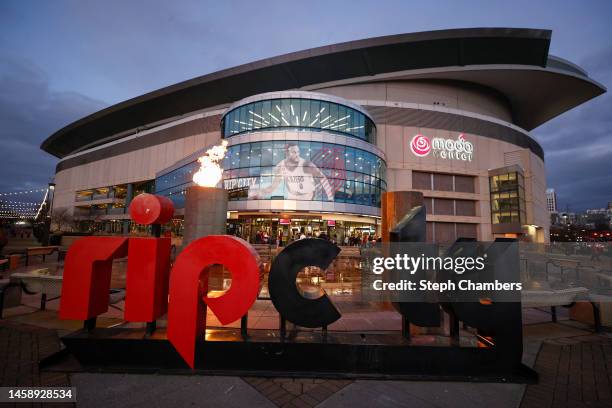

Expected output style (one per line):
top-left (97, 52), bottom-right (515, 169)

top-left (50, 328), bottom-right (537, 383)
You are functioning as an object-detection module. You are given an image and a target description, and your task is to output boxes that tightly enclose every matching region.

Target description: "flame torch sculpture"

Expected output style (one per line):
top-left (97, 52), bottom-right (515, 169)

top-left (183, 140), bottom-right (229, 246)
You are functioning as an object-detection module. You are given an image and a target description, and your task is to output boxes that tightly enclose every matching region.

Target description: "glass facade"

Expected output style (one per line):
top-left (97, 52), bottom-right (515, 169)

top-left (155, 162), bottom-right (199, 209)
top-left (490, 171), bottom-right (526, 224)
top-left (156, 141), bottom-right (386, 209)
top-left (221, 98), bottom-right (376, 144)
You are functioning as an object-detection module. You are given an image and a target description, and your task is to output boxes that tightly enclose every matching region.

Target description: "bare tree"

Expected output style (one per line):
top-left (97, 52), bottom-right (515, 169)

top-left (51, 207), bottom-right (74, 232)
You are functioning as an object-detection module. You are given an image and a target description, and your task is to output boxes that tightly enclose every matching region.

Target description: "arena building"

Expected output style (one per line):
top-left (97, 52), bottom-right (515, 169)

top-left (41, 28), bottom-right (605, 244)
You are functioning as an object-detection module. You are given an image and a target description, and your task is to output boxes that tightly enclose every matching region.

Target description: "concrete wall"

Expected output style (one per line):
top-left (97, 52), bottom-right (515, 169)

top-left (376, 123), bottom-right (549, 239)
top-left (318, 81), bottom-right (548, 241)
top-left (316, 80), bottom-right (513, 123)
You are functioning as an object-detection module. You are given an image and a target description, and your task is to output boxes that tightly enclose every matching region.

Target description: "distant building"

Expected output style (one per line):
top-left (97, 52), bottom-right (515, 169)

top-left (546, 188), bottom-right (557, 212)
top-left (586, 208), bottom-right (609, 215)
top-left (558, 212), bottom-right (577, 225)
top-left (585, 207), bottom-right (612, 230)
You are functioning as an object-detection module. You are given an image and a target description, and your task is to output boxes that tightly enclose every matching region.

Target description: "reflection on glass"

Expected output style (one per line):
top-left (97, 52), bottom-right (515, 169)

top-left (222, 97), bottom-right (376, 144)
top-left (223, 141), bottom-right (385, 207)
top-left (155, 140), bottom-right (386, 209)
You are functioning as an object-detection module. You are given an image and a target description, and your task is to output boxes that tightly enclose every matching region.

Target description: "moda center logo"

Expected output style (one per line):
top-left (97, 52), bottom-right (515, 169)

top-left (410, 133), bottom-right (474, 162)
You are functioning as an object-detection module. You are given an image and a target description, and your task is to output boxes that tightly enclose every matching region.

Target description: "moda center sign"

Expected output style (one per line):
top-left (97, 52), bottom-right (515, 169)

top-left (410, 133), bottom-right (474, 162)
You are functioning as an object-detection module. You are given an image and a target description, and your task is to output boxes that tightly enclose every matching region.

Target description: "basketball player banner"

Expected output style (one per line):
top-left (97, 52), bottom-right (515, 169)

top-left (235, 144), bottom-right (343, 201)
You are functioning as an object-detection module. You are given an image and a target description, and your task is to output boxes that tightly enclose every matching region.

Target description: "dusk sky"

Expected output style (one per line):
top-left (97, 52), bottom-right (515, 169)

top-left (1, 0), bottom-right (610, 211)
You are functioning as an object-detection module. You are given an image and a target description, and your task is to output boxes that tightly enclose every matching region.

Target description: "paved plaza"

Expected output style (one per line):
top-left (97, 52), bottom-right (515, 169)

top-left (1, 257), bottom-right (610, 407)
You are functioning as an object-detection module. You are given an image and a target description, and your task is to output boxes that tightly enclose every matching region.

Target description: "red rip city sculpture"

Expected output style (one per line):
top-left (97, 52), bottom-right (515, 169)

top-left (57, 194), bottom-right (527, 379)
top-left (59, 194), bottom-right (261, 368)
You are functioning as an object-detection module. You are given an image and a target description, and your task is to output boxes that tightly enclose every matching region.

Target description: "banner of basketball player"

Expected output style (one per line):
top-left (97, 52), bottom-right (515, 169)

top-left (222, 143), bottom-right (384, 205)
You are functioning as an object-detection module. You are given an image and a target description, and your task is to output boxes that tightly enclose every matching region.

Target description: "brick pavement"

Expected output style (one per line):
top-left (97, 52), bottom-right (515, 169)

top-left (2, 317), bottom-right (611, 408)
top-left (0, 319), bottom-right (352, 407)
top-left (521, 334), bottom-right (612, 408)
top-left (243, 377), bottom-right (353, 407)
top-left (0, 320), bottom-right (73, 407)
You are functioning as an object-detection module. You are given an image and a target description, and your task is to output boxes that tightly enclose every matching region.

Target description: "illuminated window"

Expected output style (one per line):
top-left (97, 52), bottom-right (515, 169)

top-left (221, 98), bottom-right (376, 144)
top-left (489, 170), bottom-right (525, 224)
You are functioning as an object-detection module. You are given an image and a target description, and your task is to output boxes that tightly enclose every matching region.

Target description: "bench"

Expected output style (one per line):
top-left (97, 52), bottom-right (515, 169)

top-left (9, 269), bottom-right (126, 312)
top-left (24, 246), bottom-right (61, 266)
top-left (522, 286), bottom-right (604, 332)
top-left (11, 268), bottom-right (62, 310)
top-left (522, 287), bottom-right (588, 309)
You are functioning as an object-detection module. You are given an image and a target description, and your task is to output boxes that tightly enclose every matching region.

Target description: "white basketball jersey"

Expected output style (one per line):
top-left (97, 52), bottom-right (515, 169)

top-left (280, 158), bottom-right (316, 200)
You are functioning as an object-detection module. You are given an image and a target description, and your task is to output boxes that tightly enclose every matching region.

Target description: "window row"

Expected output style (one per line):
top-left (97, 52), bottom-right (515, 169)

top-left (76, 186), bottom-right (127, 201)
top-left (223, 177), bottom-right (383, 206)
top-left (423, 198), bottom-right (477, 216)
top-left (224, 168), bottom-right (385, 187)
top-left (491, 196), bottom-right (523, 212)
top-left (73, 203), bottom-right (126, 217)
top-left (490, 172), bottom-right (524, 193)
top-left (157, 175), bottom-right (384, 208)
top-left (491, 211), bottom-right (526, 225)
top-left (222, 98), bottom-right (376, 143)
top-left (412, 171), bottom-right (475, 193)
top-left (75, 181), bottom-right (153, 202)
top-left (426, 222), bottom-right (478, 243)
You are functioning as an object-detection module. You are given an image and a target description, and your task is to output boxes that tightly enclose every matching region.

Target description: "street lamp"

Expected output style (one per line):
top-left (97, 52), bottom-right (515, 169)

top-left (43, 182), bottom-right (56, 246)
top-left (48, 183), bottom-right (56, 211)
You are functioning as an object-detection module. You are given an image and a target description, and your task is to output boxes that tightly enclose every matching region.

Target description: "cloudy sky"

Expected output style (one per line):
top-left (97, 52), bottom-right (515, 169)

top-left (0, 0), bottom-right (610, 211)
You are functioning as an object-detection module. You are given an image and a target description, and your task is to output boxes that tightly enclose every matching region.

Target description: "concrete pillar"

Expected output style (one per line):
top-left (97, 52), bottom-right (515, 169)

top-left (122, 183), bottom-right (134, 235)
top-left (125, 183), bottom-right (135, 206)
top-left (182, 186), bottom-right (228, 247)
top-left (381, 191), bottom-right (424, 242)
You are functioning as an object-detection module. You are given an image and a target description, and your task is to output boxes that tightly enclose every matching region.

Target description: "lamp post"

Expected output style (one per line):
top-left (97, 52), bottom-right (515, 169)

top-left (43, 183), bottom-right (56, 246)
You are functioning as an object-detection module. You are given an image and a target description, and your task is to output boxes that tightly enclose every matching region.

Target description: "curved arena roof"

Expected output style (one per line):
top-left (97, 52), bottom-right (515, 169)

top-left (41, 27), bottom-right (606, 159)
